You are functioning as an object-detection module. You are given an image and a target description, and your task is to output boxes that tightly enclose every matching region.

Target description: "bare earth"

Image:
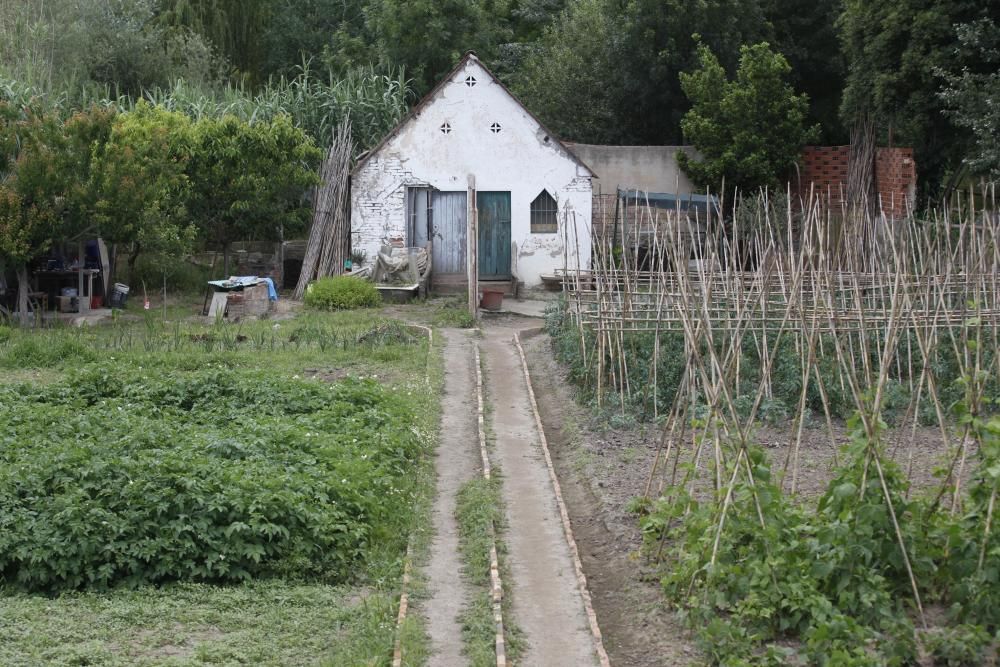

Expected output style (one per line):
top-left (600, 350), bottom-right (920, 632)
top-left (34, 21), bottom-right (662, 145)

top-left (481, 322), bottom-right (599, 667)
top-left (419, 329), bottom-right (480, 666)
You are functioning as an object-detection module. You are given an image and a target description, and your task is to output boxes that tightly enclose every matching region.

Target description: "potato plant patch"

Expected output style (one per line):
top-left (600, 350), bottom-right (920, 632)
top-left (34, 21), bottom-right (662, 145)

top-left (0, 366), bottom-right (429, 592)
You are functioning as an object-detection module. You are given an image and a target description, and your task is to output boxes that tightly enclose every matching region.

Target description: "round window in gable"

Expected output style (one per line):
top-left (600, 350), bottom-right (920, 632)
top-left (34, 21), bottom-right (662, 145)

top-left (490, 122), bottom-right (502, 134)
top-left (440, 122), bottom-right (452, 135)
top-left (465, 75), bottom-right (477, 87)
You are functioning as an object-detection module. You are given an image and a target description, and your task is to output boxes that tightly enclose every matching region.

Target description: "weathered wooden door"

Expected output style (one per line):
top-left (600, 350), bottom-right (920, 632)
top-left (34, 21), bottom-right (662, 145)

top-left (430, 191), bottom-right (467, 274)
top-left (477, 191), bottom-right (511, 280)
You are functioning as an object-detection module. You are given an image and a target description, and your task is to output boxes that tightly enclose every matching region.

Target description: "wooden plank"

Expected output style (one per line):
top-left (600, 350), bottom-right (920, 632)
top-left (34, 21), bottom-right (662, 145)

top-left (431, 191), bottom-right (467, 273)
top-left (467, 175), bottom-right (477, 319)
top-left (477, 192), bottom-right (511, 279)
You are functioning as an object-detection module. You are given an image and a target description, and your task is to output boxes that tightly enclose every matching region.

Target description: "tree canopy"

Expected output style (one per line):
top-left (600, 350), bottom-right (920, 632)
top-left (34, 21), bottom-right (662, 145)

top-left (0, 0), bottom-right (996, 215)
top-left (677, 42), bottom-right (816, 193)
top-left (940, 18), bottom-right (1000, 180)
top-left (839, 0), bottom-right (1000, 197)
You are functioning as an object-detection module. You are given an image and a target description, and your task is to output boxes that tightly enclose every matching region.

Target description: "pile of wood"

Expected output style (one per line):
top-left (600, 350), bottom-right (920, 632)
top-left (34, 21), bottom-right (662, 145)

top-left (294, 120), bottom-right (354, 299)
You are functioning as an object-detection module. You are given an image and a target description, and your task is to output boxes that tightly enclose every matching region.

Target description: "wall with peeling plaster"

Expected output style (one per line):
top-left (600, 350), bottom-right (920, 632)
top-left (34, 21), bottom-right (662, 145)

top-left (565, 143), bottom-right (700, 196)
top-left (350, 56), bottom-right (592, 288)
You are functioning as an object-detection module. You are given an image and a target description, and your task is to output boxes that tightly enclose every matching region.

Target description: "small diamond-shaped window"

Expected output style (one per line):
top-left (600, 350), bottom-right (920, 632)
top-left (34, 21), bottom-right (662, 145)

top-left (440, 122), bottom-right (452, 134)
top-left (490, 122), bottom-right (502, 134)
top-left (465, 76), bottom-right (477, 87)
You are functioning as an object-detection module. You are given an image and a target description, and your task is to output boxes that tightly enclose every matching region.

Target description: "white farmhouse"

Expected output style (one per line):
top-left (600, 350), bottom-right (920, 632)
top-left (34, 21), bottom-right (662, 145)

top-left (350, 52), bottom-right (593, 291)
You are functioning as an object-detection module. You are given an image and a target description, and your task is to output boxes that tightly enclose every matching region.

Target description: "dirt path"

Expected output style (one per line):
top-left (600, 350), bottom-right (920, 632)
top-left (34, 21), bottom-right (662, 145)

top-left (480, 323), bottom-right (600, 667)
top-left (419, 329), bottom-right (480, 666)
top-left (521, 329), bottom-right (700, 666)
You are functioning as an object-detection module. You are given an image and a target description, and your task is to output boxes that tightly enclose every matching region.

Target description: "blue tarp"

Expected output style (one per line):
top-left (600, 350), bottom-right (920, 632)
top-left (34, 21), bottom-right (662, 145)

top-left (208, 276), bottom-right (279, 301)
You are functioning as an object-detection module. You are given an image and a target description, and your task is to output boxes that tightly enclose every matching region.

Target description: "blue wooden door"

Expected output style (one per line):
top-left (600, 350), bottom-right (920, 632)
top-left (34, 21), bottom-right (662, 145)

top-left (430, 191), bottom-right (467, 274)
top-left (477, 192), bottom-right (511, 280)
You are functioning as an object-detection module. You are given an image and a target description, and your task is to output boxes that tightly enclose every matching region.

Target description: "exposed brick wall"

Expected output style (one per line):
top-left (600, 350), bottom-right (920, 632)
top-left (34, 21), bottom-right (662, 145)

top-left (350, 155), bottom-right (420, 269)
top-left (793, 145), bottom-right (917, 218)
top-left (875, 148), bottom-right (917, 218)
top-left (795, 145), bottom-right (851, 205)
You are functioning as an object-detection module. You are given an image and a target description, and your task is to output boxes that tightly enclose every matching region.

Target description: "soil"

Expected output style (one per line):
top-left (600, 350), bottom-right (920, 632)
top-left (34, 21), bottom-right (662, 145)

top-left (480, 323), bottom-right (599, 666)
top-left (416, 328), bottom-right (480, 666)
top-left (129, 626), bottom-right (226, 659)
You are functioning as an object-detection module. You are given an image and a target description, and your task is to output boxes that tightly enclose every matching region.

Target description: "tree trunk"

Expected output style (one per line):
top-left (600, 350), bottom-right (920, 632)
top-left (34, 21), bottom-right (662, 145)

top-left (109, 244), bottom-right (118, 286)
top-left (127, 242), bottom-right (142, 286)
top-left (16, 264), bottom-right (29, 327)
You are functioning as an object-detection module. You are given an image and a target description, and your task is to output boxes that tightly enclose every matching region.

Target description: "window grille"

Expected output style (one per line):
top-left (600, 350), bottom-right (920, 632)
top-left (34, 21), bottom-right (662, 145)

top-left (530, 190), bottom-right (558, 233)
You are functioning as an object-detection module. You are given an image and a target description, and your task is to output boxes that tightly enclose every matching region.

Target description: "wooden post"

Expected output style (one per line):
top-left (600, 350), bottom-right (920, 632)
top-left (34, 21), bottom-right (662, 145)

top-left (467, 174), bottom-right (478, 319)
top-left (78, 239), bottom-right (87, 313)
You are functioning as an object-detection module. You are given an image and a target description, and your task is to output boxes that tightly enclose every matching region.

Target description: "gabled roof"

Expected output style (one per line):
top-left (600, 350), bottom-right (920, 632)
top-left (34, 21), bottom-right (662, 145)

top-left (352, 52), bottom-right (595, 178)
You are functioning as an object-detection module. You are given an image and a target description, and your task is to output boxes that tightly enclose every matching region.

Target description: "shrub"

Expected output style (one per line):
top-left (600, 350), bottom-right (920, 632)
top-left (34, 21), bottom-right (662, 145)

top-left (0, 367), bottom-right (427, 591)
top-left (305, 276), bottom-right (380, 310)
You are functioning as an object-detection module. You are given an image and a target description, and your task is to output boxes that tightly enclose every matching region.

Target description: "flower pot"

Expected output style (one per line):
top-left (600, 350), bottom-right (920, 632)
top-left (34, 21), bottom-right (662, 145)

top-left (480, 288), bottom-right (504, 311)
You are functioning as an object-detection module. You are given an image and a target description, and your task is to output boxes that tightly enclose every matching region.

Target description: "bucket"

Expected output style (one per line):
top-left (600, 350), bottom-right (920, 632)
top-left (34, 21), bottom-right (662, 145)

top-left (110, 283), bottom-right (130, 309)
top-left (480, 288), bottom-right (504, 311)
top-left (91, 295), bottom-right (103, 309)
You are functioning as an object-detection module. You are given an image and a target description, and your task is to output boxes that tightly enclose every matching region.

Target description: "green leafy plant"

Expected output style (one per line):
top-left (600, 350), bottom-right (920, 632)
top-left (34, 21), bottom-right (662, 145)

top-left (305, 276), bottom-right (381, 311)
top-left (0, 368), bottom-right (427, 591)
top-left (922, 624), bottom-right (992, 667)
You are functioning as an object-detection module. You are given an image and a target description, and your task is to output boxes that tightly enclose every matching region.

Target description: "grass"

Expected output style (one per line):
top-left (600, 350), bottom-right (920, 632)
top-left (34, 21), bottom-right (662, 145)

top-left (455, 476), bottom-right (507, 667)
top-left (0, 582), bottom-right (398, 666)
top-left (0, 305), bottom-right (441, 665)
top-left (429, 298), bottom-right (477, 329)
top-left (366, 296), bottom-right (477, 329)
top-left (0, 310), bottom-right (429, 379)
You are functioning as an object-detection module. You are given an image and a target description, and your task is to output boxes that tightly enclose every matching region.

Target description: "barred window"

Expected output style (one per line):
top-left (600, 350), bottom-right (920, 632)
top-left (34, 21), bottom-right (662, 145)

top-left (530, 190), bottom-right (558, 233)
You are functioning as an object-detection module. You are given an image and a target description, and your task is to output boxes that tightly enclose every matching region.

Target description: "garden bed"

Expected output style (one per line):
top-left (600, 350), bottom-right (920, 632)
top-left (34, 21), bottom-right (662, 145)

top-left (0, 310), bottom-right (438, 665)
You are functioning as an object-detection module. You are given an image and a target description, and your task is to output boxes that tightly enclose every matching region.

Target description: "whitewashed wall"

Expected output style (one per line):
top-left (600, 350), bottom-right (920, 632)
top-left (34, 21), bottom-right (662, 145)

top-left (350, 57), bottom-right (593, 288)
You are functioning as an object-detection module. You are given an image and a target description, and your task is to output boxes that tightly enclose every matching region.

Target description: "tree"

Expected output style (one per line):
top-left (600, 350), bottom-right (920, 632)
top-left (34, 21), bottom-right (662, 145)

top-left (762, 0), bottom-right (846, 143)
top-left (59, 107), bottom-right (117, 236)
top-left (513, 0), bottom-right (622, 143)
top-left (677, 42), bottom-right (817, 193)
top-left (361, 0), bottom-right (512, 94)
top-left (0, 106), bottom-right (71, 322)
top-left (155, 0), bottom-right (270, 84)
top-left (617, 0), bottom-right (771, 145)
top-left (0, 0), bottom-right (223, 103)
top-left (186, 114), bottom-right (321, 274)
top-left (91, 102), bottom-right (196, 283)
top-left (514, 0), bottom-right (772, 145)
top-left (258, 0), bottom-right (368, 80)
top-left (839, 0), bottom-right (998, 199)
top-left (939, 19), bottom-right (1000, 180)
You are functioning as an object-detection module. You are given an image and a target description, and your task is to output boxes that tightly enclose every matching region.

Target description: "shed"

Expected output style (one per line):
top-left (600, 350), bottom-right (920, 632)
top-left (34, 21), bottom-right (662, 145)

top-left (350, 53), bottom-right (594, 292)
